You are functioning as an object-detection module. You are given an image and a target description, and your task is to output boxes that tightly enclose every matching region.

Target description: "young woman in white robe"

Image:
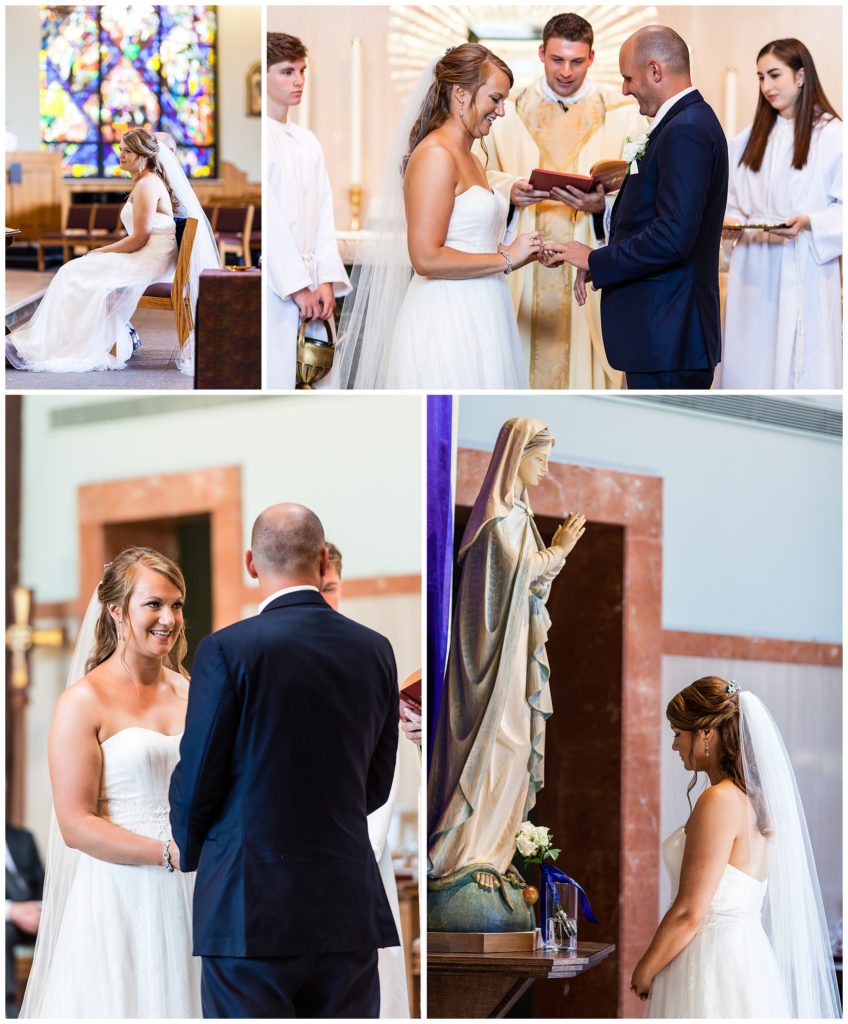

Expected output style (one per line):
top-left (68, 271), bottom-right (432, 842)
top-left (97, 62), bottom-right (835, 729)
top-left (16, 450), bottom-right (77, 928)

top-left (265, 33), bottom-right (350, 389)
top-left (721, 38), bottom-right (842, 390)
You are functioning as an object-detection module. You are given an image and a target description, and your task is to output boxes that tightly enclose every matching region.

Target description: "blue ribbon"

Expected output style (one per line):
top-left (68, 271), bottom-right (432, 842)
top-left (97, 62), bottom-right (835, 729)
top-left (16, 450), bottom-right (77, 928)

top-left (539, 863), bottom-right (600, 938)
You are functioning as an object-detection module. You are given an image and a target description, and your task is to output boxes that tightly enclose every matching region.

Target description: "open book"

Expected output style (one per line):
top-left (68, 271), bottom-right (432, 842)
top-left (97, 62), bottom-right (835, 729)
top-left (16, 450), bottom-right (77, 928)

top-left (529, 159), bottom-right (628, 195)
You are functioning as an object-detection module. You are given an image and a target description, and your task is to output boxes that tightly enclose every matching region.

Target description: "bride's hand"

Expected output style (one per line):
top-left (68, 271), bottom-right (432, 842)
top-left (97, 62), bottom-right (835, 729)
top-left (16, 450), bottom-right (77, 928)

top-left (630, 963), bottom-right (652, 1001)
top-left (167, 840), bottom-right (181, 872)
top-left (506, 231), bottom-right (543, 270)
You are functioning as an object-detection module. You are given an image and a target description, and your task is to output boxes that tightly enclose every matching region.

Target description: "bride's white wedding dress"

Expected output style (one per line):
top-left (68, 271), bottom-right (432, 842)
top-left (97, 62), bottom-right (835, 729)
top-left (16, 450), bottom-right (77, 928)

top-left (7, 201), bottom-right (176, 372)
top-left (23, 728), bottom-right (201, 1018)
top-left (647, 826), bottom-right (790, 1018)
top-left (383, 186), bottom-right (527, 389)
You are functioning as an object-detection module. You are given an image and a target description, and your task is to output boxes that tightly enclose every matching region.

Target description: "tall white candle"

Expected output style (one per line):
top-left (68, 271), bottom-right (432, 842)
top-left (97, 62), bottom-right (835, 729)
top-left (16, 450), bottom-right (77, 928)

top-left (724, 65), bottom-right (737, 139)
top-left (351, 36), bottom-right (363, 185)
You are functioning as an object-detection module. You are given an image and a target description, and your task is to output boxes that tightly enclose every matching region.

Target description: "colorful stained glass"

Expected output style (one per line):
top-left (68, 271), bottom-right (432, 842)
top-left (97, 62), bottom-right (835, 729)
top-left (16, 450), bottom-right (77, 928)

top-left (40, 5), bottom-right (217, 179)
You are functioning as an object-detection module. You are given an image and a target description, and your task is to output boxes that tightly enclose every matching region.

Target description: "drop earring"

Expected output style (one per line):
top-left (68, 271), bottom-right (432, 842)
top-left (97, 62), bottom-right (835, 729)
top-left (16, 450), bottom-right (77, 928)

top-left (459, 98), bottom-right (464, 118)
top-left (705, 737), bottom-right (711, 759)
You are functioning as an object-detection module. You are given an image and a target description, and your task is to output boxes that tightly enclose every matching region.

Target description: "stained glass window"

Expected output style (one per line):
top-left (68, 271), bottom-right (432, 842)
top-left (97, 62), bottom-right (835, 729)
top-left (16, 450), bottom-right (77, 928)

top-left (40, 5), bottom-right (217, 179)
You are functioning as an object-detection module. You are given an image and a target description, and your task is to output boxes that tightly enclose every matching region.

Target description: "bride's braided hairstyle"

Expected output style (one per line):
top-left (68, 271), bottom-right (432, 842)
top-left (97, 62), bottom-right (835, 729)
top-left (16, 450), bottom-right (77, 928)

top-left (88, 547), bottom-right (189, 677)
top-left (404, 43), bottom-right (514, 173)
top-left (121, 128), bottom-right (181, 214)
top-left (667, 676), bottom-right (771, 836)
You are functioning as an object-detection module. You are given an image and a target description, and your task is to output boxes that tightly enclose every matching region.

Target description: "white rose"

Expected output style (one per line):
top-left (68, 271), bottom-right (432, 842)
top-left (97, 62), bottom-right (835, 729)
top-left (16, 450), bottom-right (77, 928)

top-left (534, 826), bottom-right (550, 847)
top-left (516, 833), bottom-right (537, 857)
top-left (622, 132), bottom-right (649, 165)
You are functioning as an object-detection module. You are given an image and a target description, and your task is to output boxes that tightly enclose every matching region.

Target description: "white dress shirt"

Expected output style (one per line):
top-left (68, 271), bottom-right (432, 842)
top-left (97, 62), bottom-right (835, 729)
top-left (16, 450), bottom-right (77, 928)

top-left (257, 584), bottom-right (320, 614)
top-left (648, 85), bottom-right (698, 135)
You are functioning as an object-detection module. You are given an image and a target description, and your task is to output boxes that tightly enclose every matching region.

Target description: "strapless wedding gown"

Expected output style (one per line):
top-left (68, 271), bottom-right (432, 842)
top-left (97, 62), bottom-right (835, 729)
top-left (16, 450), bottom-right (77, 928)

top-left (385, 186), bottom-right (527, 388)
top-left (24, 728), bottom-right (201, 1018)
top-left (647, 827), bottom-right (790, 1018)
top-left (7, 202), bottom-right (176, 372)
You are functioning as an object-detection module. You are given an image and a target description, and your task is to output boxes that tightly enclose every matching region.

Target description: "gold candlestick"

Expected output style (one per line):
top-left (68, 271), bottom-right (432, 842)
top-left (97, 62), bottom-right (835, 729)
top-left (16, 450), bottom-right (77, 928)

top-left (349, 184), bottom-right (362, 232)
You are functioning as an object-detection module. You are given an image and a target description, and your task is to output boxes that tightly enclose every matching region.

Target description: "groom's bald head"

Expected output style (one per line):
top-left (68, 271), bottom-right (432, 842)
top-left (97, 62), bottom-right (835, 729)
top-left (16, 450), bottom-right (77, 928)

top-left (248, 503), bottom-right (327, 587)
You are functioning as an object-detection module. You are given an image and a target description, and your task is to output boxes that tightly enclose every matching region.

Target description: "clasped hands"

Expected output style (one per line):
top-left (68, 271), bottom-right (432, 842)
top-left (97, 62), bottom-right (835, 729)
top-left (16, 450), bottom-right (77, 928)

top-left (291, 282), bottom-right (336, 321)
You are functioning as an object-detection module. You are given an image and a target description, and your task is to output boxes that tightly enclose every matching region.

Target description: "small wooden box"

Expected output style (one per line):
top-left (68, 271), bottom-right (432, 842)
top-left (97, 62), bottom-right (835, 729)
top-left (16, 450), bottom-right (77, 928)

top-left (427, 929), bottom-right (542, 953)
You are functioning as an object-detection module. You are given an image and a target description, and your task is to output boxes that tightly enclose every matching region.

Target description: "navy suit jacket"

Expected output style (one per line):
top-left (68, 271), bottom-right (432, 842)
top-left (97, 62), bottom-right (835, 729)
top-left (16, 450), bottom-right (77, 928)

top-left (589, 90), bottom-right (728, 372)
top-left (169, 589), bottom-right (400, 957)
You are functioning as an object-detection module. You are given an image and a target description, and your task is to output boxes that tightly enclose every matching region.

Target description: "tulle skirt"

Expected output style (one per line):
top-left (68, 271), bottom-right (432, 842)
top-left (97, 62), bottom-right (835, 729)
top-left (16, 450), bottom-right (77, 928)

top-left (27, 856), bottom-right (201, 1018)
top-left (7, 231), bottom-right (176, 372)
top-left (384, 271), bottom-right (527, 389)
top-left (647, 914), bottom-right (790, 1018)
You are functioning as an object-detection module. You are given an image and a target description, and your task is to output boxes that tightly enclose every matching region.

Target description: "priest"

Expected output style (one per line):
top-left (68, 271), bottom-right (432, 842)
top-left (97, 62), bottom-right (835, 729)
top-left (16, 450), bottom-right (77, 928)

top-left (266, 33), bottom-right (350, 389)
top-left (485, 13), bottom-right (645, 389)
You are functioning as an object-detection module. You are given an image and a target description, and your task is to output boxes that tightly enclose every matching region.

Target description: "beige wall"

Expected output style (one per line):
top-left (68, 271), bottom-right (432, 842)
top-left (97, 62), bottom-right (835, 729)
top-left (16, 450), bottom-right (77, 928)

top-left (5, 5), bottom-right (261, 181)
top-left (268, 4), bottom-right (842, 228)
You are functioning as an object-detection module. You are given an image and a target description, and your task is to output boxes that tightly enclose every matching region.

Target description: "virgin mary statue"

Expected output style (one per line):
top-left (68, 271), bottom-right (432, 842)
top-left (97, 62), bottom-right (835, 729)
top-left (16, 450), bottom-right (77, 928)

top-left (428, 418), bottom-right (585, 928)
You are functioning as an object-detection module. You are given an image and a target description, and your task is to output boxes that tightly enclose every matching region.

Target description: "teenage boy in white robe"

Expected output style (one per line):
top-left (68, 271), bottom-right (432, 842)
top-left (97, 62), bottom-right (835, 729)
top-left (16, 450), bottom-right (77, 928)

top-left (266, 33), bottom-right (350, 389)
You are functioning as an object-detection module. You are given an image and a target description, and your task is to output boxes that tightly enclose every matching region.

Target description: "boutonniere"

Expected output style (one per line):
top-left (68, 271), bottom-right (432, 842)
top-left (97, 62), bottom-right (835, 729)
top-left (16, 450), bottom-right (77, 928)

top-left (622, 131), bottom-right (650, 175)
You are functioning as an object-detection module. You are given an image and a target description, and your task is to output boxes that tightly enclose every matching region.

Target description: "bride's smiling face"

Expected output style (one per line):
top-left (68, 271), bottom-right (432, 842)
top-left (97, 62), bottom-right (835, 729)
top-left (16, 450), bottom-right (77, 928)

top-left (113, 565), bottom-right (184, 659)
top-left (462, 67), bottom-right (511, 138)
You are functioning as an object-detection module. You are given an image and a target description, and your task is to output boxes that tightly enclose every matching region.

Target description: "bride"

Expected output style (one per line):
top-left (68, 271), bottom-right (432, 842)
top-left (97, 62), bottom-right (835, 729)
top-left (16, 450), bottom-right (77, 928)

top-left (633, 676), bottom-right (840, 1018)
top-left (20, 548), bottom-right (202, 1018)
top-left (7, 128), bottom-right (218, 376)
top-left (333, 43), bottom-right (541, 389)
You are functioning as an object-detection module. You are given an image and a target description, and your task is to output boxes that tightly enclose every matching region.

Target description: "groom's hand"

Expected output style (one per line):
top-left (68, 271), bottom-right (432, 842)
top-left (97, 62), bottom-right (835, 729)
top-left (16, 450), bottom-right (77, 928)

top-left (510, 178), bottom-right (550, 208)
top-left (550, 183), bottom-right (606, 214)
top-left (574, 267), bottom-right (592, 306)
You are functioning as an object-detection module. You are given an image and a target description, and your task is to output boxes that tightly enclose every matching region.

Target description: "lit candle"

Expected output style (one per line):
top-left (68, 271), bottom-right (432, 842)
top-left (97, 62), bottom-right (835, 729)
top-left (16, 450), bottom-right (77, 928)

top-left (350, 36), bottom-right (363, 185)
top-left (299, 68), bottom-right (311, 130)
top-left (724, 65), bottom-right (737, 139)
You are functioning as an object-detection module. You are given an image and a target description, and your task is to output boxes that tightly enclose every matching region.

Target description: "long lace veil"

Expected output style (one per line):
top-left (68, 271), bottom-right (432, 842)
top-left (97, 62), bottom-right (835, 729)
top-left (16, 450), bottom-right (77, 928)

top-left (155, 136), bottom-right (222, 377)
top-left (18, 591), bottom-right (101, 1018)
top-left (330, 59), bottom-right (440, 389)
top-left (738, 689), bottom-right (841, 1017)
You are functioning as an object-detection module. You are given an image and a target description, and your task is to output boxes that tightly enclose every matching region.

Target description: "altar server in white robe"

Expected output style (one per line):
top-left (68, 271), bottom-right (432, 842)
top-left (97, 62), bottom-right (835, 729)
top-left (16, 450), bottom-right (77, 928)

top-left (721, 39), bottom-right (842, 390)
top-left (266, 33), bottom-right (350, 389)
top-left (484, 13), bottom-right (644, 389)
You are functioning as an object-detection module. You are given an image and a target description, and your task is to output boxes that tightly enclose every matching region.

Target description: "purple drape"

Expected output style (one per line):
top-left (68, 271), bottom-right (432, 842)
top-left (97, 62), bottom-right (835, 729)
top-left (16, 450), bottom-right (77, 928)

top-left (427, 394), bottom-right (453, 772)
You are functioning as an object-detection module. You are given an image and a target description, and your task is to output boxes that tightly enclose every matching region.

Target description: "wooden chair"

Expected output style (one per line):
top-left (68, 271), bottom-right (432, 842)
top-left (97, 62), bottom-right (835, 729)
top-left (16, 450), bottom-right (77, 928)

top-left (202, 204), bottom-right (219, 231)
top-left (213, 204), bottom-right (254, 266)
top-left (33, 204), bottom-right (94, 271)
top-left (132, 217), bottom-right (199, 349)
top-left (248, 204), bottom-right (261, 268)
top-left (76, 203), bottom-right (126, 253)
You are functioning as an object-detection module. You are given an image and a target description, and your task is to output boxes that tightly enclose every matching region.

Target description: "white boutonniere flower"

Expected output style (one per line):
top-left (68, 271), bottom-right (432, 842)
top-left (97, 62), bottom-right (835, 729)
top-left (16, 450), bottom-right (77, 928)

top-left (623, 131), bottom-right (650, 175)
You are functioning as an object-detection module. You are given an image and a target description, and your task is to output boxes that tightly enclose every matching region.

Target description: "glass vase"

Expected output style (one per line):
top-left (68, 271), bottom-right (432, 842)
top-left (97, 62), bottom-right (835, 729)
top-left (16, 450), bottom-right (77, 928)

top-left (544, 881), bottom-right (579, 952)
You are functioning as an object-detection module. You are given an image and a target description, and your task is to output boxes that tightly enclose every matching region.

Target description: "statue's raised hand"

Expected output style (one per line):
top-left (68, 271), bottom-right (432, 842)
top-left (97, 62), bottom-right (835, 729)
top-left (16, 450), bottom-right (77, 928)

top-left (552, 512), bottom-right (587, 557)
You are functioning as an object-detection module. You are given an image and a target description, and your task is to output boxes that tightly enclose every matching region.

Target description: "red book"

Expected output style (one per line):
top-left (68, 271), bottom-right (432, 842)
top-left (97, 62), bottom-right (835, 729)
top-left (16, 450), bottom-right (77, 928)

top-left (400, 670), bottom-right (422, 715)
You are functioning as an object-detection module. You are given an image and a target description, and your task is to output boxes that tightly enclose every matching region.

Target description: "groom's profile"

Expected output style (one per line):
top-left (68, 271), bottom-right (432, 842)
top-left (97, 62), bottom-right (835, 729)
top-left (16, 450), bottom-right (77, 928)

top-left (169, 503), bottom-right (400, 1018)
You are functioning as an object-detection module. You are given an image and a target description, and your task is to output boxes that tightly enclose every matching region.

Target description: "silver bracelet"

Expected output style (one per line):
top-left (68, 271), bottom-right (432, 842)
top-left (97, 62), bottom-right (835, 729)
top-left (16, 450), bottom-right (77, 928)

top-left (498, 248), bottom-right (513, 275)
top-left (162, 838), bottom-right (175, 872)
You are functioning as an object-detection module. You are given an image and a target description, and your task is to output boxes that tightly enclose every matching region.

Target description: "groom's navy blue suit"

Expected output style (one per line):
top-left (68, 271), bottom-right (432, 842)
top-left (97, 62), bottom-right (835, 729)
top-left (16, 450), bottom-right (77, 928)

top-left (169, 588), bottom-right (400, 1019)
top-left (588, 90), bottom-right (728, 389)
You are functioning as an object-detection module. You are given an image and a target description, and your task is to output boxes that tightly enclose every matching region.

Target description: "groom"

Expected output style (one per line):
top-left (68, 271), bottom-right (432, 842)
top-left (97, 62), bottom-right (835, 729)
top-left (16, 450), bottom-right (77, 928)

top-left (169, 503), bottom-right (400, 1018)
top-left (543, 26), bottom-right (728, 389)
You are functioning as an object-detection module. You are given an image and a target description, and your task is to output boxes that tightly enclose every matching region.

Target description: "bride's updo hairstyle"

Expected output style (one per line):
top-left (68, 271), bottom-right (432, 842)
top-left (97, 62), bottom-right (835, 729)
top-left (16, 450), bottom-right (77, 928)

top-left (667, 676), bottom-right (771, 836)
top-left (87, 547), bottom-right (189, 677)
top-left (404, 43), bottom-right (514, 172)
top-left (121, 127), bottom-right (180, 214)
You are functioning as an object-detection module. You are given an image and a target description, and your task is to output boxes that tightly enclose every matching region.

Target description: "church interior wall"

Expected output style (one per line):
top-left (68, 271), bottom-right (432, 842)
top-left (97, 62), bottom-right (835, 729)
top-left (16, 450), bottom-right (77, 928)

top-left (21, 395), bottom-right (422, 596)
top-left (457, 395), bottom-right (841, 644)
top-left (5, 4), bottom-right (261, 182)
top-left (268, 4), bottom-right (842, 231)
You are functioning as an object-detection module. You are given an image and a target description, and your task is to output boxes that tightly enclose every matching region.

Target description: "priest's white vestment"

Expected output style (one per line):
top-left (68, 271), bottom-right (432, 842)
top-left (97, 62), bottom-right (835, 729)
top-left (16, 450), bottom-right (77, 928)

top-left (485, 78), bottom-right (645, 389)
